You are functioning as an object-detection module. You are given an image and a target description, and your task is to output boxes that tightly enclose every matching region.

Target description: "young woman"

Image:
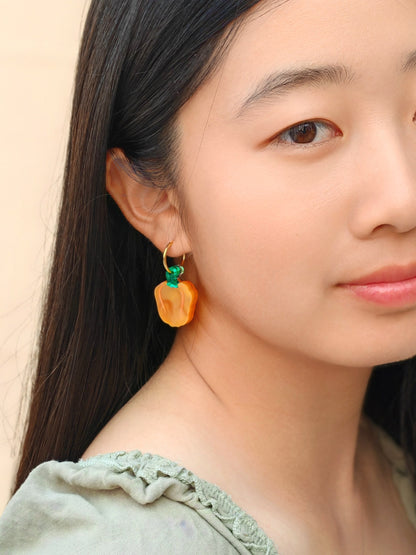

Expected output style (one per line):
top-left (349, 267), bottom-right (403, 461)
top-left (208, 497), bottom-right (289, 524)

top-left (1, 0), bottom-right (416, 552)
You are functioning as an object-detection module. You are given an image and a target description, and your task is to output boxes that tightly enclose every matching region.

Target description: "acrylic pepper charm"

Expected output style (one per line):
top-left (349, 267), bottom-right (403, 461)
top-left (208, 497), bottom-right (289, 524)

top-left (154, 265), bottom-right (198, 327)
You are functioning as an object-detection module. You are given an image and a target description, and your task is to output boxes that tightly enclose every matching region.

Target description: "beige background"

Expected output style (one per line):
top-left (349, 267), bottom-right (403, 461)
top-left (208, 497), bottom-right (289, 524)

top-left (0, 1), bottom-right (89, 513)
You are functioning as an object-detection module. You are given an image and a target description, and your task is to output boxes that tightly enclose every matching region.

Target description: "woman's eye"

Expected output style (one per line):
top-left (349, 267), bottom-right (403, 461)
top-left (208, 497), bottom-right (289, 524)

top-left (271, 120), bottom-right (340, 148)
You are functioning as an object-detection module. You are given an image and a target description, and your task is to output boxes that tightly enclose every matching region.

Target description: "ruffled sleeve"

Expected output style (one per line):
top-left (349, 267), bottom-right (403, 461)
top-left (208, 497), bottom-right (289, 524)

top-left (0, 453), bottom-right (277, 555)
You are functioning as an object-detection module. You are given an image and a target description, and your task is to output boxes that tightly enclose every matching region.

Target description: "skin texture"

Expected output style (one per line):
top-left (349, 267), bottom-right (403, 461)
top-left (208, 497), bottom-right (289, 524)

top-left (95, 0), bottom-right (416, 552)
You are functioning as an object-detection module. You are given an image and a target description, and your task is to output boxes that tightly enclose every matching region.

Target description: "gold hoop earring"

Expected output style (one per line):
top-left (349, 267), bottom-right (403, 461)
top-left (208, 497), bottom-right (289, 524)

top-left (163, 242), bottom-right (185, 273)
top-left (154, 241), bottom-right (198, 327)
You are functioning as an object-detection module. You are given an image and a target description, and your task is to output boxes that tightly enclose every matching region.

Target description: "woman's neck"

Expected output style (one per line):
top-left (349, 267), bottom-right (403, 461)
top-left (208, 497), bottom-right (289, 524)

top-left (161, 315), bottom-right (373, 507)
top-left (84, 309), bottom-right (410, 552)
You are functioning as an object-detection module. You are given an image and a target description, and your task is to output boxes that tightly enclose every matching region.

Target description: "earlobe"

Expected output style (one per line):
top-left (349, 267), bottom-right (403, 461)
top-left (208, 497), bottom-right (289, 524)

top-left (105, 149), bottom-right (191, 255)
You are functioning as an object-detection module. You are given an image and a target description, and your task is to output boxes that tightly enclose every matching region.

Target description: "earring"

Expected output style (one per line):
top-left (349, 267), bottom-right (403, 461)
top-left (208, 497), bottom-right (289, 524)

top-left (154, 241), bottom-right (198, 327)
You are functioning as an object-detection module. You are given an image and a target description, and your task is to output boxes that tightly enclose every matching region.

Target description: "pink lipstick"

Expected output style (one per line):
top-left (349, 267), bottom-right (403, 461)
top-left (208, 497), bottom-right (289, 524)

top-left (339, 263), bottom-right (416, 306)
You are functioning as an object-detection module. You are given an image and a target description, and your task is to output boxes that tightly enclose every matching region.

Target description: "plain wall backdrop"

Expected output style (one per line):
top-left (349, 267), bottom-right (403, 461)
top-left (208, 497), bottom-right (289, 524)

top-left (0, 1), bottom-right (89, 513)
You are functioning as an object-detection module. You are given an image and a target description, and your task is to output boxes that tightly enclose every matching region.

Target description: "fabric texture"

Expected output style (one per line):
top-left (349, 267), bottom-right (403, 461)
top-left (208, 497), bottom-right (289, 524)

top-left (0, 426), bottom-right (415, 554)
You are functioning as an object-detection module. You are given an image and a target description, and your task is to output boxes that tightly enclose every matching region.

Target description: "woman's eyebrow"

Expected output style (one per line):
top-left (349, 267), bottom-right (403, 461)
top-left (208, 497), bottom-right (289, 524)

top-left (235, 64), bottom-right (355, 118)
top-left (403, 49), bottom-right (416, 72)
top-left (235, 49), bottom-right (416, 119)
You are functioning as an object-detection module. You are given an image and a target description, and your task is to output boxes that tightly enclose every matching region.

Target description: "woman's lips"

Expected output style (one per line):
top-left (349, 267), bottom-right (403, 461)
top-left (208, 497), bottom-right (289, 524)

top-left (339, 263), bottom-right (416, 306)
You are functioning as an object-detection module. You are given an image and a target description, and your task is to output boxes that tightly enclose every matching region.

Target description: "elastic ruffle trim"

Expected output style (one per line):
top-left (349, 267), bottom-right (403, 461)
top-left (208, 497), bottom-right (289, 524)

top-left (79, 451), bottom-right (277, 554)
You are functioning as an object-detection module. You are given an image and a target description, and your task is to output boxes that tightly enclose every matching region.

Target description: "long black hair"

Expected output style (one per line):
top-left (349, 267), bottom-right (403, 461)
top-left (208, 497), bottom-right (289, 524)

top-left (14, 0), bottom-right (416, 493)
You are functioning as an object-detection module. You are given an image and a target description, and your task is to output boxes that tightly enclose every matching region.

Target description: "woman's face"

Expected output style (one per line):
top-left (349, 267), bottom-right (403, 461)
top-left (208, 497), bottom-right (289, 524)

top-left (176, 0), bottom-right (416, 367)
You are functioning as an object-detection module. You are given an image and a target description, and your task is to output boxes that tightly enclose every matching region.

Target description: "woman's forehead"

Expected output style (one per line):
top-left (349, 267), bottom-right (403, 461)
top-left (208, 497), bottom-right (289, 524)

top-left (188, 0), bottom-right (416, 117)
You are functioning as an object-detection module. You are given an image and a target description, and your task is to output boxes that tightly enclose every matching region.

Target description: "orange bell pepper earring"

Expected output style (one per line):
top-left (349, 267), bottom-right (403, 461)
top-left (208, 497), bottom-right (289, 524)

top-left (154, 242), bottom-right (198, 327)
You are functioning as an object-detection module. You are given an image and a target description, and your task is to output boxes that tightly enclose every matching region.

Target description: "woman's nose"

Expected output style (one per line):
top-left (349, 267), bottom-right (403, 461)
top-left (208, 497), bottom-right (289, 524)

top-left (348, 125), bottom-right (416, 239)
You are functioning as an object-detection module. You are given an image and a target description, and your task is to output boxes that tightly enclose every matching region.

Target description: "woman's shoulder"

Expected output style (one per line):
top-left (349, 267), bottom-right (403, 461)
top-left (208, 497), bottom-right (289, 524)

top-left (2, 425), bottom-right (415, 555)
top-left (0, 451), bottom-right (277, 555)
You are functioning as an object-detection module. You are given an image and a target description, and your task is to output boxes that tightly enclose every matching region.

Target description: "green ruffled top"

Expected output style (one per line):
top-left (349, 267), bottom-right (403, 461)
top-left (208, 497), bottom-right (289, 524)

top-left (0, 425), bottom-right (415, 554)
top-left (80, 451), bottom-right (276, 554)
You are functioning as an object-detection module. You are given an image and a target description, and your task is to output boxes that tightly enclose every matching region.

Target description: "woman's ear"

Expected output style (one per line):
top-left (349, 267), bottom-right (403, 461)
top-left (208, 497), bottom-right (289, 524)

top-left (106, 149), bottom-right (191, 256)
